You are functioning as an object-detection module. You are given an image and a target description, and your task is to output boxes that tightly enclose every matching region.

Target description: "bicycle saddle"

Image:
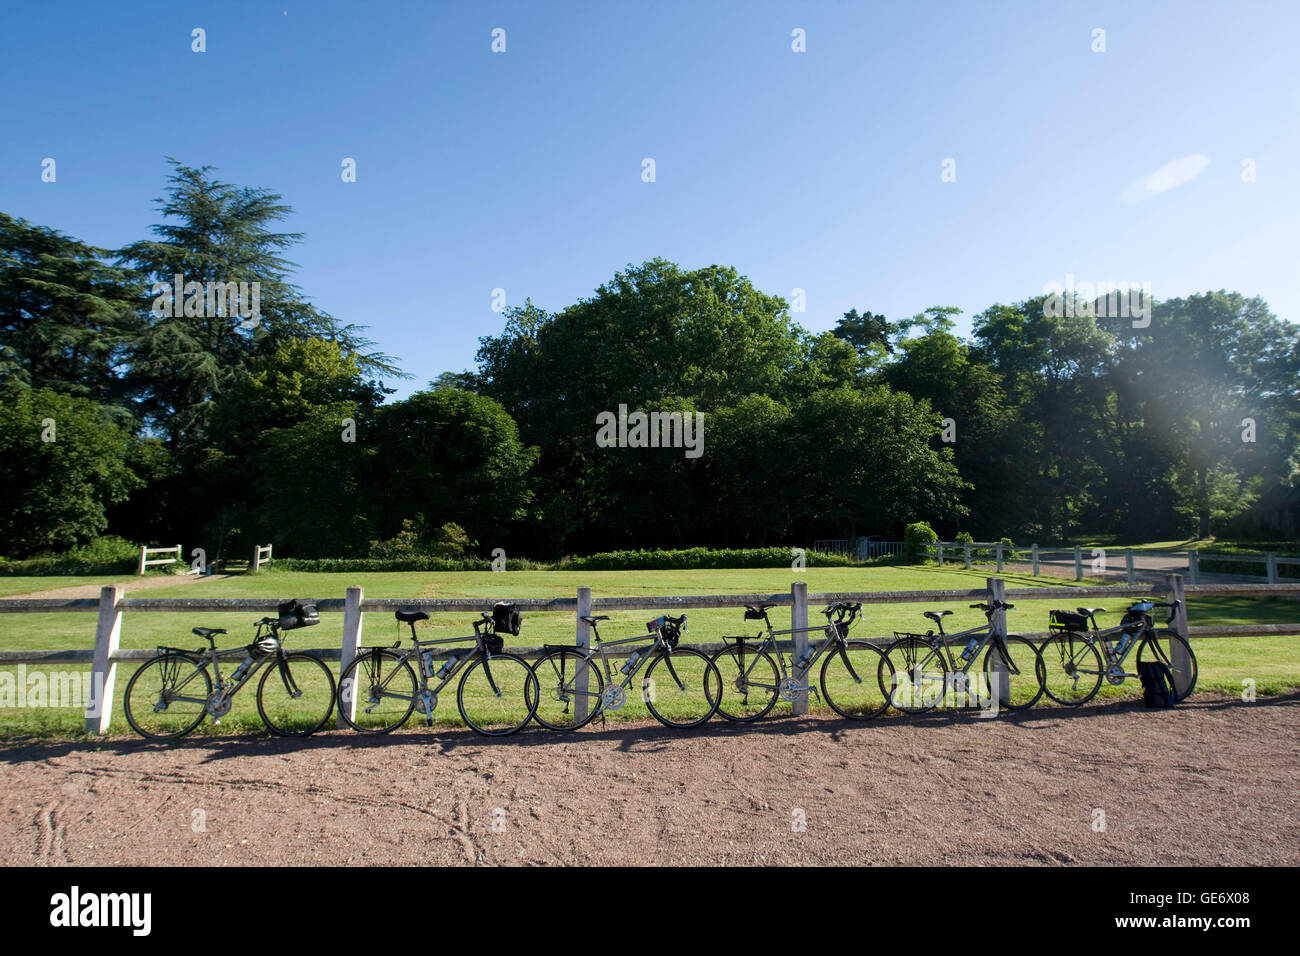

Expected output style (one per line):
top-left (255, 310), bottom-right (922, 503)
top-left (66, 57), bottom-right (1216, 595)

top-left (923, 610), bottom-right (953, 623)
top-left (745, 603), bottom-right (776, 613)
top-left (1076, 607), bottom-right (1106, 616)
top-left (395, 609), bottom-right (429, 623)
top-left (192, 627), bottom-right (226, 639)
top-left (580, 615), bottom-right (610, 625)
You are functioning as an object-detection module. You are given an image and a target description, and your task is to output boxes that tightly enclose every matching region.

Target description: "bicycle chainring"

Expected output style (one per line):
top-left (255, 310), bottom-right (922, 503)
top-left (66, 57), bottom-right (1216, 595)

top-left (418, 689), bottom-right (438, 715)
top-left (778, 676), bottom-right (803, 702)
top-left (601, 685), bottom-right (626, 711)
top-left (206, 690), bottom-right (232, 718)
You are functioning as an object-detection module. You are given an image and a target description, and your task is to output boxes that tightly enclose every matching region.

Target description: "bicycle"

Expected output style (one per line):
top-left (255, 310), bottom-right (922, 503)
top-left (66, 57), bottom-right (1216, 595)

top-left (709, 601), bottom-right (892, 721)
top-left (123, 599), bottom-right (335, 741)
top-left (879, 600), bottom-right (1042, 714)
top-left (528, 614), bottom-right (722, 730)
top-left (337, 605), bottom-right (538, 736)
top-left (1037, 599), bottom-right (1197, 705)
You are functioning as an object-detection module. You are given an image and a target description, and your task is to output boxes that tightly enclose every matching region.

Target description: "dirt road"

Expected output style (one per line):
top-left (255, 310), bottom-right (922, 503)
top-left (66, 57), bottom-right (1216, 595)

top-left (3, 694), bottom-right (1296, 866)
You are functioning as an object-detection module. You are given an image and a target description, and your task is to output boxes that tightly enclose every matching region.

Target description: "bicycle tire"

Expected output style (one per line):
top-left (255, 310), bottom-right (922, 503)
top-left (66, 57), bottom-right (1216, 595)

top-left (980, 634), bottom-right (1044, 710)
top-left (257, 652), bottom-right (336, 736)
top-left (529, 647), bottom-right (604, 731)
top-left (880, 635), bottom-right (945, 714)
top-left (642, 647), bottom-right (722, 729)
top-left (710, 643), bottom-right (780, 721)
top-left (337, 648), bottom-right (418, 733)
top-left (123, 651), bottom-right (212, 741)
top-left (1037, 632), bottom-right (1103, 705)
top-left (820, 640), bottom-right (891, 719)
top-left (1138, 629), bottom-right (1198, 701)
top-left (457, 652), bottom-right (539, 736)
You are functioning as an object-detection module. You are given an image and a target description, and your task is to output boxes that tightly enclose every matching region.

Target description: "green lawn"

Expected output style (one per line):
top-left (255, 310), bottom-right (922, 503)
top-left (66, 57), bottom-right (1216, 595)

top-left (1, 565), bottom-right (1296, 738)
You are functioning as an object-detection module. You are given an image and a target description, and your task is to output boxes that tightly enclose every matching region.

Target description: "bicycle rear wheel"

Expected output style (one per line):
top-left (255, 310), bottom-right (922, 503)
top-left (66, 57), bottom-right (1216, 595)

top-left (258, 652), bottom-right (336, 736)
top-left (123, 652), bottom-right (211, 740)
top-left (1037, 632), bottom-right (1103, 705)
top-left (881, 636), bottom-right (945, 714)
top-left (338, 648), bottom-right (417, 733)
top-left (642, 648), bottom-right (722, 728)
top-left (529, 648), bottom-right (604, 731)
top-left (979, 635), bottom-right (1044, 710)
top-left (458, 653), bottom-right (538, 736)
top-left (820, 640), bottom-right (891, 719)
top-left (710, 642), bottom-right (779, 721)
top-left (1137, 629), bottom-right (1198, 701)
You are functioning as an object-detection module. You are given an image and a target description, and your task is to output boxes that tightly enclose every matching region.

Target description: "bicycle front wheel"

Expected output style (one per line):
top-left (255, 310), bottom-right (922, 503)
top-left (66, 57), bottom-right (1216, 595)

top-left (458, 653), bottom-right (538, 736)
top-left (1137, 630), bottom-right (1198, 701)
top-left (881, 636), bottom-right (945, 714)
top-left (710, 642), bottom-right (779, 721)
top-left (979, 635), bottom-right (1044, 710)
top-left (529, 648), bottom-right (604, 731)
top-left (642, 648), bottom-right (722, 729)
top-left (820, 640), bottom-right (891, 719)
top-left (1037, 632), bottom-right (1103, 705)
top-left (123, 652), bottom-right (212, 741)
top-left (338, 648), bottom-right (417, 733)
top-left (258, 652), bottom-right (336, 736)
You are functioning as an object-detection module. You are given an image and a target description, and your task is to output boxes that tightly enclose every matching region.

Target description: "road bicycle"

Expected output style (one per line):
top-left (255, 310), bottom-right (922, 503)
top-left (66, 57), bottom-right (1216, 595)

top-left (123, 600), bottom-right (335, 741)
top-left (337, 605), bottom-right (538, 736)
top-left (1037, 599), bottom-right (1196, 705)
top-left (879, 600), bottom-right (1042, 713)
top-left (528, 614), bottom-right (722, 730)
top-left (709, 601), bottom-right (891, 720)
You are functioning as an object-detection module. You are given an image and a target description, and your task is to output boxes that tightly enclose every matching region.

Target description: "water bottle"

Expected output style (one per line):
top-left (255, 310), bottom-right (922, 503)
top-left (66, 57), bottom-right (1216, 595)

top-left (796, 647), bottom-right (813, 671)
top-left (621, 651), bottom-right (641, 675)
top-left (437, 655), bottom-right (458, 679)
top-left (960, 637), bottom-right (979, 661)
top-left (231, 655), bottom-right (255, 681)
top-left (420, 651), bottom-right (435, 678)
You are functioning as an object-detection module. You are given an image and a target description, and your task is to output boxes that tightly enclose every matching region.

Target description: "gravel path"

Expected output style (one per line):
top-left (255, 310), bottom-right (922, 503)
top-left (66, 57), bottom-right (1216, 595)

top-left (2, 693), bottom-right (1296, 866)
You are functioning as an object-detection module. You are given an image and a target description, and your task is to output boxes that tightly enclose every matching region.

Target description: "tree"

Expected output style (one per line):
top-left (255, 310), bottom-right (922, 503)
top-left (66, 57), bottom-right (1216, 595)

top-left (368, 389), bottom-right (537, 550)
top-left (119, 160), bottom-right (397, 448)
top-left (0, 212), bottom-right (143, 409)
top-left (0, 390), bottom-right (141, 556)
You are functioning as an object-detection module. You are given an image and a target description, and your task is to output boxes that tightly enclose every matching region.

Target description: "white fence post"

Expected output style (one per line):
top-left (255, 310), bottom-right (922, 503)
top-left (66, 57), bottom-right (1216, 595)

top-left (1188, 550), bottom-right (1199, 585)
top-left (1074, 545), bottom-right (1083, 581)
top-left (1031, 543), bottom-right (1039, 576)
top-left (337, 586), bottom-right (364, 728)
top-left (1266, 552), bottom-right (1278, 585)
top-left (86, 586), bottom-right (123, 734)
top-left (1126, 549), bottom-right (1136, 586)
top-left (995, 544), bottom-right (1003, 573)
top-left (1166, 574), bottom-right (1193, 689)
top-left (963, 543), bottom-right (971, 570)
top-left (988, 577), bottom-right (1010, 707)
top-left (791, 581), bottom-right (809, 716)
top-left (937, 543), bottom-right (944, 567)
top-left (575, 586), bottom-right (591, 724)
top-left (137, 547), bottom-right (147, 576)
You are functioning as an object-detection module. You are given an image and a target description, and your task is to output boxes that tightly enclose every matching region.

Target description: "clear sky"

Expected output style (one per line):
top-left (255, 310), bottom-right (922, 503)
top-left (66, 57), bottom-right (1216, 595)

top-left (3, 0), bottom-right (1297, 399)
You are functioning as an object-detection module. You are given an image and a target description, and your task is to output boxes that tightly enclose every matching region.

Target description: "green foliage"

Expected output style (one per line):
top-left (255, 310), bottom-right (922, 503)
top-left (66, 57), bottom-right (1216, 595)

top-left (0, 535), bottom-right (142, 575)
top-left (902, 522), bottom-right (938, 562)
top-left (561, 547), bottom-right (861, 571)
top-left (0, 390), bottom-right (142, 557)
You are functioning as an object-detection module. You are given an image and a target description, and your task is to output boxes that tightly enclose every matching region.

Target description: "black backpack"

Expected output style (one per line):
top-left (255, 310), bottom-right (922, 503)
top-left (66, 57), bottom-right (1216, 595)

top-left (492, 601), bottom-right (522, 636)
top-left (1137, 660), bottom-right (1177, 708)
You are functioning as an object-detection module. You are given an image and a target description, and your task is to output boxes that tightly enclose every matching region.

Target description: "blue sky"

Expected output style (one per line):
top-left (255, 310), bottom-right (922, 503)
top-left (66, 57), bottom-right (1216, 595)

top-left (3, 0), bottom-right (1297, 400)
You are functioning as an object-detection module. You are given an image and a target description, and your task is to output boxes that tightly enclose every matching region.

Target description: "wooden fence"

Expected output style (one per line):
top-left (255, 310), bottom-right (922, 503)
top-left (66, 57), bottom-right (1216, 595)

top-left (2, 576), bottom-right (1298, 734)
top-left (925, 541), bottom-right (1300, 585)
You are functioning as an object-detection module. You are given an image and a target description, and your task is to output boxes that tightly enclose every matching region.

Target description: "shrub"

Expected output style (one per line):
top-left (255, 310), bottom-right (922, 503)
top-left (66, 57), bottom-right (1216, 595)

top-left (902, 522), bottom-right (938, 563)
top-left (0, 535), bottom-right (143, 576)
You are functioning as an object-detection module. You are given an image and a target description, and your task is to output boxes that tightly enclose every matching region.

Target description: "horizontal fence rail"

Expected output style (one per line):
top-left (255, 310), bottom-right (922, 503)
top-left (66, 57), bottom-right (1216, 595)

top-left (2, 577), bottom-right (1298, 733)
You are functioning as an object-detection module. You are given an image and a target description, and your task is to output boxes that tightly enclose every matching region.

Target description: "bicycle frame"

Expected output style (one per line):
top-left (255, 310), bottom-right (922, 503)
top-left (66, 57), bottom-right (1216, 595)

top-left (557, 622), bottom-right (681, 716)
top-left (156, 640), bottom-right (298, 716)
top-left (721, 605), bottom-right (868, 699)
top-left (352, 621), bottom-right (508, 722)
